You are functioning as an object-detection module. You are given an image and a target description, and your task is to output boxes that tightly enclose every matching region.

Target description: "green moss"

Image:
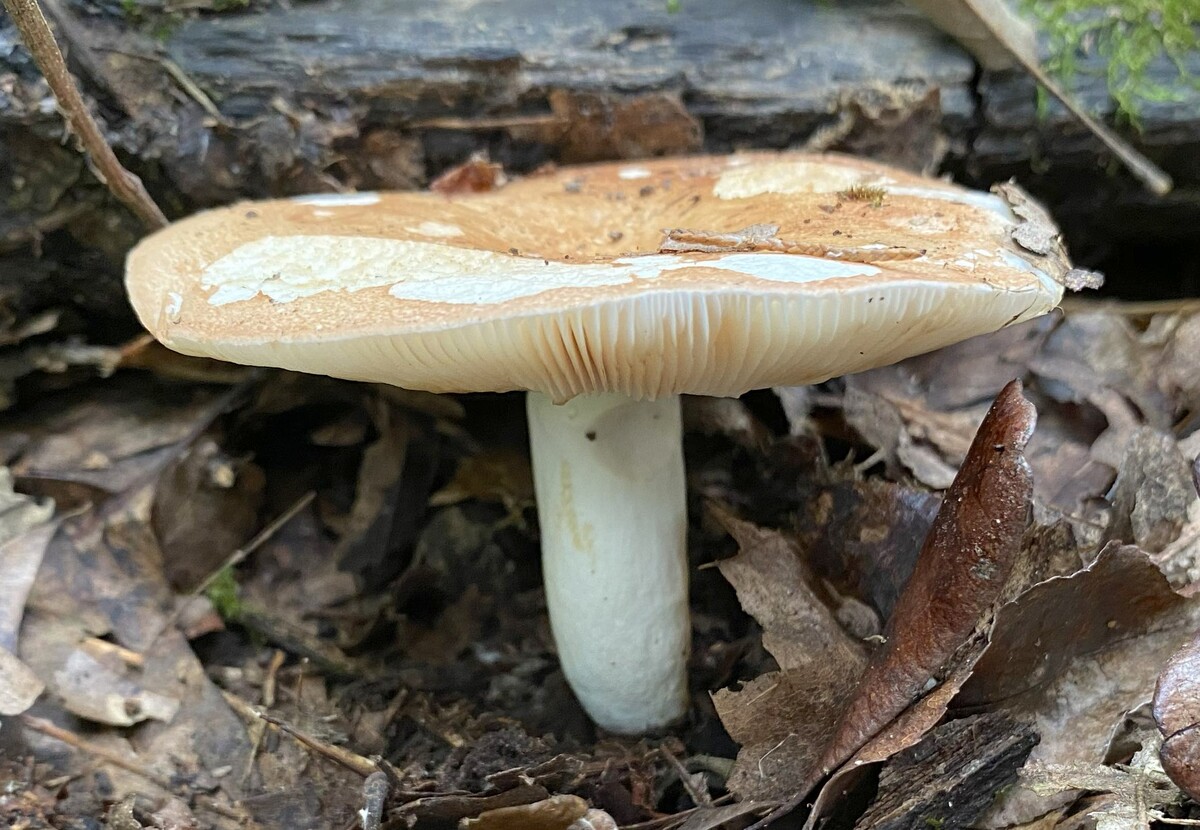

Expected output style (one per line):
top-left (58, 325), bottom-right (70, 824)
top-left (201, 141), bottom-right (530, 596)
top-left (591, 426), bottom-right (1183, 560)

top-left (924, 818), bottom-right (945, 830)
top-left (1024, 0), bottom-right (1200, 126)
top-left (205, 566), bottom-right (244, 622)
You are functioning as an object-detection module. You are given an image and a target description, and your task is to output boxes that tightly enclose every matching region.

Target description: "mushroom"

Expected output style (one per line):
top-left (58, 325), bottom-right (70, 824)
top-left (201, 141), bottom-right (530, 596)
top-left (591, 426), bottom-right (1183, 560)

top-left (125, 152), bottom-right (1077, 734)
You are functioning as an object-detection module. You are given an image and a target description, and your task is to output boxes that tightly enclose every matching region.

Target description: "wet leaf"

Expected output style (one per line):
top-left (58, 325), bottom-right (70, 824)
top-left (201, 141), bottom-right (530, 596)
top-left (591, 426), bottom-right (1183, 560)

top-left (1154, 628), bottom-right (1200, 799)
top-left (816, 380), bottom-right (1035, 779)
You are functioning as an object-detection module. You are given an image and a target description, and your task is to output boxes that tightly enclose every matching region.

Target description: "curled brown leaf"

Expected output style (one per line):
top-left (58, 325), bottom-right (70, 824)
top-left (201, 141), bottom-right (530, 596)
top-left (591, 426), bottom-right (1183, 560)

top-left (748, 379), bottom-right (1036, 829)
top-left (817, 379), bottom-right (1035, 774)
top-left (1154, 629), bottom-right (1200, 800)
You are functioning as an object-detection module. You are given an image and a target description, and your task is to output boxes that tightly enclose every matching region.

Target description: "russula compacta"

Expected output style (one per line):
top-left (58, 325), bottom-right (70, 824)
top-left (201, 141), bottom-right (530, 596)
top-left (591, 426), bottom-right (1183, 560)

top-left (127, 152), bottom-right (1079, 734)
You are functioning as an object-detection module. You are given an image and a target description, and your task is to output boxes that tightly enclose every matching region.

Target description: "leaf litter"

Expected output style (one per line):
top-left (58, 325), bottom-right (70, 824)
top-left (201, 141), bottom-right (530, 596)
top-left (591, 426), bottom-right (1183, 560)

top-left (1, 305), bottom-right (1200, 829)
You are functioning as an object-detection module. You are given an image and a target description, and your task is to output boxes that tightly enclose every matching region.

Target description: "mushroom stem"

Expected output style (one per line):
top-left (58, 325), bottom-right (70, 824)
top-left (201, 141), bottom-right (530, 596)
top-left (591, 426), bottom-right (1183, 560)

top-left (526, 391), bottom-right (690, 733)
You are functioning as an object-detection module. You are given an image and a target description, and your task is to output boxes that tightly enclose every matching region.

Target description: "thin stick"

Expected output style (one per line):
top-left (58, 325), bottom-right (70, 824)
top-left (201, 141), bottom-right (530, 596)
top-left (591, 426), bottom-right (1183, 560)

top-left (189, 490), bottom-right (316, 601)
top-left (1, 0), bottom-right (168, 229)
top-left (151, 490), bottom-right (315, 644)
top-left (221, 691), bottom-right (378, 777)
top-left (1025, 60), bottom-right (1173, 196)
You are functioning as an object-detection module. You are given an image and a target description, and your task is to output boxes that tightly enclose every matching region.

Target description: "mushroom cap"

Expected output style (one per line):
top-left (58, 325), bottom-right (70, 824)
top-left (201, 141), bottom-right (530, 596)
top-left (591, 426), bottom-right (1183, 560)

top-left (127, 152), bottom-right (1069, 401)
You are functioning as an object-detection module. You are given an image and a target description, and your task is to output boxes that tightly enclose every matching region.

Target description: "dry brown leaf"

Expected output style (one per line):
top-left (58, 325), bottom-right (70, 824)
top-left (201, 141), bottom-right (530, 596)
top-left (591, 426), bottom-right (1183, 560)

top-left (712, 513), bottom-right (866, 801)
top-left (9, 377), bottom-right (241, 497)
top-left (332, 399), bottom-right (411, 579)
top-left (0, 643), bottom-right (43, 714)
top-left (676, 801), bottom-right (774, 830)
top-left (959, 545), bottom-right (1200, 826)
top-left (1105, 427), bottom-right (1193, 553)
top-left (152, 438), bottom-right (265, 591)
top-left (19, 488), bottom-right (252, 812)
top-left (430, 449), bottom-right (534, 516)
top-left (567, 809), bottom-right (617, 830)
top-left (1021, 737), bottom-right (1179, 830)
top-left (0, 468), bottom-right (56, 649)
top-left (746, 381), bottom-right (1037, 830)
top-left (53, 648), bottom-right (180, 727)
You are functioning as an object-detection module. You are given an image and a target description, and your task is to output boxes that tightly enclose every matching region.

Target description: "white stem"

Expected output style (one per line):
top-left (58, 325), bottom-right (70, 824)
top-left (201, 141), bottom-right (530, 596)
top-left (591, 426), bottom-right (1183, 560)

top-left (526, 391), bottom-right (690, 733)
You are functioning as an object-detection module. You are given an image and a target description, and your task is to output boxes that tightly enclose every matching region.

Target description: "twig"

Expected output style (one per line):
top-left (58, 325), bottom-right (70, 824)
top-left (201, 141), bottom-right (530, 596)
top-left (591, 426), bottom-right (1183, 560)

top-left (190, 490), bottom-right (316, 601)
top-left (663, 750), bottom-right (712, 808)
top-left (158, 55), bottom-right (227, 124)
top-left (22, 714), bottom-right (175, 790)
top-left (0, 0), bottom-right (168, 229)
top-left (220, 690), bottom-right (378, 777)
top-left (1061, 297), bottom-right (1200, 316)
top-left (79, 636), bottom-right (145, 669)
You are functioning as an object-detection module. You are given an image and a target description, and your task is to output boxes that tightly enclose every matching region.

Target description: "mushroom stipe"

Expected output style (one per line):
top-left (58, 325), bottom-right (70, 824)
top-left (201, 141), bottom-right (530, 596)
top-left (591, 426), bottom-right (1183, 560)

top-left (126, 151), bottom-right (1081, 734)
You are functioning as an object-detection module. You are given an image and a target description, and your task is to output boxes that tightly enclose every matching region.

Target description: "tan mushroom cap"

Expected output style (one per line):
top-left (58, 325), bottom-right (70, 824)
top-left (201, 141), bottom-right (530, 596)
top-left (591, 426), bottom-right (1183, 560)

top-left (126, 152), bottom-right (1069, 401)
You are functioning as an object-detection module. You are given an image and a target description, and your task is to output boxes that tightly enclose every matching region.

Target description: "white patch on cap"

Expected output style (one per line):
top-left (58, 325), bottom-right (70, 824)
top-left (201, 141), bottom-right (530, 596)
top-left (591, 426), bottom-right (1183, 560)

top-left (693, 253), bottom-right (878, 283)
top-left (713, 161), bottom-right (878, 199)
top-left (407, 221), bottom-right (464, 238)
top-left (884, 186), bottom-right (1014, 221)
top-left (166, 292), bottom-right (183, 322)
top-left (202, 236), bottom-right (883, 307)
top-left (618, 167), bottom-right (652, 180)
top-left (291, 192), bottom-right (381, 207)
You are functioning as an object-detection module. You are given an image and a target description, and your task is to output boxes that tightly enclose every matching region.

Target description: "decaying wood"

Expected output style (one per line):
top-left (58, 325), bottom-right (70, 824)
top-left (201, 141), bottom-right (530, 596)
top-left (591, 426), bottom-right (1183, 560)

top-left (854, 713), bottom-right (1038, 830)
top-left (0, 0), bottom-right (166, 227)
top-left (0, 0), bottom-right (1195, 339)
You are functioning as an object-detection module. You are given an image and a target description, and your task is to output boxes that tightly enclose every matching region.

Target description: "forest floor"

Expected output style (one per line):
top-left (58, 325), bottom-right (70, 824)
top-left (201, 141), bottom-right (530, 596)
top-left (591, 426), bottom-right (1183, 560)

top-left (2, 295), bottom-right (1200, 830)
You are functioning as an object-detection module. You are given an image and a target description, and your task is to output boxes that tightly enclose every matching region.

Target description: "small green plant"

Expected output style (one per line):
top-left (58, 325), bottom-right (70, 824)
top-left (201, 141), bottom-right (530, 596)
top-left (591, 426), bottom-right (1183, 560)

top-left (205, 566), bottom-right (244, 622)
top-left (1024, 0), bottom-right (1199, 125)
